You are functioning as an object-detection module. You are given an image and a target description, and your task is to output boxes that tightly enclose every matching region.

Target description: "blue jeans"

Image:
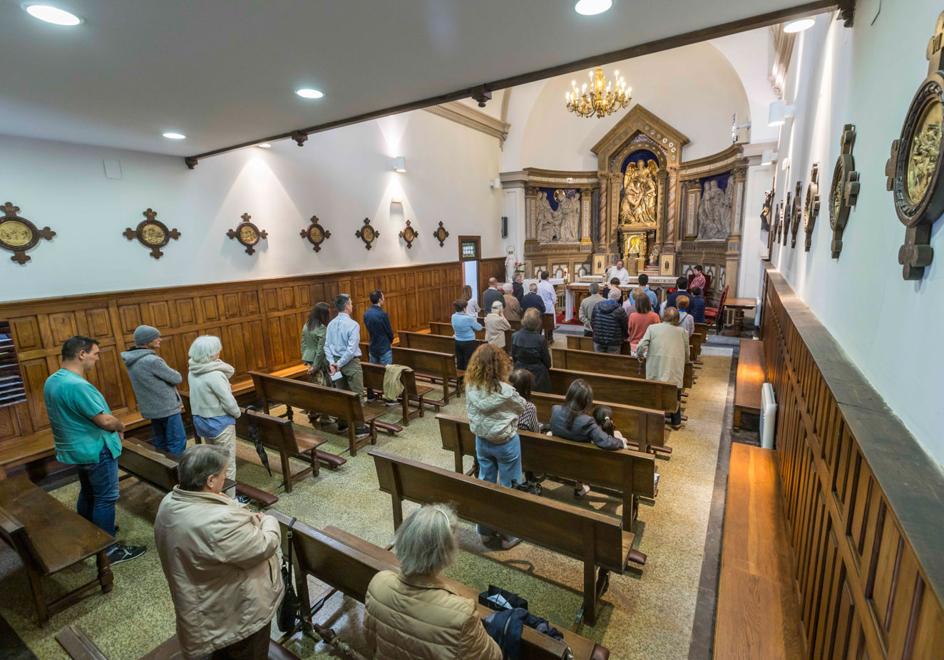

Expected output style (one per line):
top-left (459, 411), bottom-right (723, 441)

top-left (475, 435), bottom-right (522, 536)
top-left (76, 448), bottom-right (119, 538)
top-left (370, 348), bottom-right (393, 366)
top-left (151, 412), bottom-right (187, 456)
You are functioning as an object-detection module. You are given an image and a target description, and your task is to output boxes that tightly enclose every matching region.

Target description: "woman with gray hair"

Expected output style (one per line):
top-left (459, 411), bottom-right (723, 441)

top-left (187, 335), bottom-right (240, 497)
top-left (365, 505), bottom-right (501, 659)
top-left (154, 445), bottom-right (283, 659)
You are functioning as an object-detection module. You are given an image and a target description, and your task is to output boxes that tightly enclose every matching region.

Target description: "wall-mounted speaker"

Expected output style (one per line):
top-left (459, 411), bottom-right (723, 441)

top-left (501, 216), bottom-right (508, 238)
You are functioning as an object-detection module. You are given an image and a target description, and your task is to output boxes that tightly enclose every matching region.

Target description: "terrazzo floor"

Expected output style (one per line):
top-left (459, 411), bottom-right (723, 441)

top-left (0, 347), bottom-right (733, 660)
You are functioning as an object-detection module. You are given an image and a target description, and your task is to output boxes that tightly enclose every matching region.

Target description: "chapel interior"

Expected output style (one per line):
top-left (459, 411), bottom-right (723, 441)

top-left (1, 1), bottom-right (943, 658)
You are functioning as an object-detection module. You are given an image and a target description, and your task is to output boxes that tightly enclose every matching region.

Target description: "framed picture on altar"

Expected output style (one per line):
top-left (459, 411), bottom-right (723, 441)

top-left (592, 254), bottom-right (606, 275)
top-left (660, 253), bottom-right (675, 276)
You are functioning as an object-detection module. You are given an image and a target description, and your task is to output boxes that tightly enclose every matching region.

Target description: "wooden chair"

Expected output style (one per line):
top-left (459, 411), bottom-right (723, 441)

top-left (529, 392), bottom-right (670, 456)
top-left (704, 284), bottom-right (729, 331)
top-left (250, 371), bottom-right (380, 457)
top-left (368, 448), bottom-right (644, 625)
top-left (552, 347), bottom-right (693, 389)
top-left (268, 510), bottom-right (609, 659)
top-left (436, 414), bottom-right (656, 530)
top-left (548, 368), bottom-right (678, 414)
top-left (0, 475), bottom-right (113, 625)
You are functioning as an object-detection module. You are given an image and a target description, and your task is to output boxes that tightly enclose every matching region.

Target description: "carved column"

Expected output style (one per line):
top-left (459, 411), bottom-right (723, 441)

top-left (725, 167), bottom-right (747, 296)
top-left (580, 188), bottom-right (592, 244)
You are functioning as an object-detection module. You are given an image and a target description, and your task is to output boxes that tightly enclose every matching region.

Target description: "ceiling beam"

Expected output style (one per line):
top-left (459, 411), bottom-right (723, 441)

top-left (183, 0), bottom-right (839, 168)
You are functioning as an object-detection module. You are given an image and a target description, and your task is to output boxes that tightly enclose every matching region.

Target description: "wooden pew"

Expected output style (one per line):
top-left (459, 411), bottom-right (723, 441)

top-left (428, 321), bottom-right (514, 348)
top-left (368, 448), bottom-right (644, 625)
top-left (250, 371), bottom-right (380, 457)
top-left (359, 362), bottom-right (408, 431)
top-left (361, 343), bottom-right (459, 405)
top-left (733, 338), bottom-right (765, 431)
top-left (530, 392), bottom-right (670, 456)
top-left (436, 414), bottom-right (655, 531)
top-left (398, 329), bottom-right (485, 357)
top-left (552, 347), bottom-right (693, 390)
top-left (362, 361), bottom-right (434, 420)
top-left (548, 368), bottom-right (678, 415)
top-left (268, 511), bottom-right (608, 659)
top-left (0, 475), bottom-right (113, 625)
top-left (234, 409), bottom-right (338, 492)
top-left (566, 333), bottom-right (700, 364)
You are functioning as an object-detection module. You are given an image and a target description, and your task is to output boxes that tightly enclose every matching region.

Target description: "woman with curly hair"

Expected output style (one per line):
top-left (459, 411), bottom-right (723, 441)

top-left (464, 344), bottom-right (526, 549)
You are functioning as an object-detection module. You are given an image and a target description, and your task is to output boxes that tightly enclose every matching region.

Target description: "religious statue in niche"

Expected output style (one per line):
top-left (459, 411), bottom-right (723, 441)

top-left (300, 215), bottom-right (331, 252)
top-left (696, 175), bottom-right (734, 240)
top-left (124, 208), bottom-right (180, 260)
top-left (355, 217), bottom-right (379, 250)
top-left (885, 12), bottom-right (944, 279)
top-left (829, 124), bottom-right (861, 259)
top-left (0, 202), bottom-right (56, 265)
top-left (803, 164), bottom-right (821, 252)
top-left (619, 159), bottom-right (659, 225)
top-left (227, 213), bottom-right (268, 255)
top-left (535, 188), bottom-right (580, 243)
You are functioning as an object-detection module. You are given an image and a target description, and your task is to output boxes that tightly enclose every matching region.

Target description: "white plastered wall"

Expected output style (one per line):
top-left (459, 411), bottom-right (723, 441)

top-left (768, 4), bottom-right (944, 468)
top-left (0, 110), bottom-right (504, 302)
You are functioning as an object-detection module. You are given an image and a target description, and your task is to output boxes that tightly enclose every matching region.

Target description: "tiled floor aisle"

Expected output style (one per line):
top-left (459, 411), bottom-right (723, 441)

top-left (0, 350), bottom-right (733, 659)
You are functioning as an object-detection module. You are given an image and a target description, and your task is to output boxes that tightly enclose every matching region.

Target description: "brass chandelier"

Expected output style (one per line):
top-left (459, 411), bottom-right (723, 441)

top-left (565, 67), bottom-right (632, 118)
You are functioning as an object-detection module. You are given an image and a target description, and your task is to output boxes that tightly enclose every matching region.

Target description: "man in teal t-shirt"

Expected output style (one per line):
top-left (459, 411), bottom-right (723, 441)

top-left (43, 336), bottom-right (146, 565)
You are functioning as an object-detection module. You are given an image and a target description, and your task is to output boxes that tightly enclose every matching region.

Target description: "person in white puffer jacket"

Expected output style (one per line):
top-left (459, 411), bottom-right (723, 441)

top-left (464, 344), bottom-right (526, 550)
top-left (187, 335), bottom-right (241, 497)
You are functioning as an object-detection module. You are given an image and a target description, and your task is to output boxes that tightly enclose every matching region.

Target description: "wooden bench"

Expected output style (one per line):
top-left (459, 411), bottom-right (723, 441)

top-left (398, 329), bottom-right (485, 357)
top-left (714, 443), bottom-right (803, 658)
top-left (566, 333), bottom-right (700, 364)
top-left (548, 368), bottom-right (678, 415)
top-left (363, 361), bottom-right (434, 421)
top-left (552, 346), bottom-right (693, 390)
top-left (234, 409), bottom-right (339, 492)
top-left (358, 362), bottom-right (409, 431)
top-left (529, 392), bottom-right (670, 456)
top-left (427, 321), bottom-right (514, 349)
top-left (56, 623), bottom-right (302, 660)
top-left (250, 371), bottom-right (379, 457)
top-left (368, 448), bottom-right (644, 625)
top-left (436, 414), bottom-right (655, 531)
top-left (361, 343), bottom-right (459, 405)
top-left (268, 511), bottom-right (610, 660)
top-left (733, 338), bottom-right (765, 431)
top-left (0, 475), bottom-right (113, 625)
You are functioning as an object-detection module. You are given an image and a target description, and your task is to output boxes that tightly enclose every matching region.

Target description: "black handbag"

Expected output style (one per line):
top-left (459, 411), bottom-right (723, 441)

top-left (277, 517), bottom-right (300, 633)
top-left (478, 584), bottom-right (528, 612)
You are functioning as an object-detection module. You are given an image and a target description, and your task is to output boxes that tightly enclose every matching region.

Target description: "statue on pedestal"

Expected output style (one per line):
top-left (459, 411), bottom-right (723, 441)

top-left (504, 245), bottom-right (519, 283)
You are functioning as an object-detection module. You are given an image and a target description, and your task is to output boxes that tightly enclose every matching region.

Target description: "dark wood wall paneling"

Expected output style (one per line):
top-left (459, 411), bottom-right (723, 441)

top-left (0, 261), bottom-right (463, 445)
top-left (762, 267), bottom-right (944, 659)
top-left (477, 257), bottom-right (507, 297)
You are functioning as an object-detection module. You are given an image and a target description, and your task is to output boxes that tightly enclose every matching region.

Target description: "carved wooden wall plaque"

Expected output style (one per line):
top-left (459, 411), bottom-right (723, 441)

top-left (123, 208), bottom-right (180, 259)
top-left (0, 202), bottom-right (55, 265)
top-left (790, 180), bottom-right (803, 248)
top-left (300, 215), bottom-right (331, 252)
top-left (227, 213), bottom-right (268, 255)
top-left (803, 164), bottom-right (821, 252)
top-left (829, 124), bottom-right (861, 259)
top-left (355, 217), bottom-right (379, 250)
top-left (433, 221), bottom-right (450, 247)
top-left (761, 188), bottom-right (774, 232)
top-left (885, 11), bottom-right (944, 279)
top-left (399, 219), bottom-right (418, 249)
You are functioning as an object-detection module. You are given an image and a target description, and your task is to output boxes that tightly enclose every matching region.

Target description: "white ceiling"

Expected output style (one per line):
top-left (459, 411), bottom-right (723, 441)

top-left (0, 0), bottom-right (814, 157)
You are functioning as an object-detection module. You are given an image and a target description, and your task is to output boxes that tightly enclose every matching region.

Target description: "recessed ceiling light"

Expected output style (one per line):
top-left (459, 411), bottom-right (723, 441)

top-left (23, 3), bottom-right (82, 26)
top-left (162, 132), bottom-right (186, 140)
top-left (256, 143), bottom-right (272, 149)
top-left (783, 18), bottom-right (815, 33)
top-left (295, 88), bottom-right (324, 99)
top-left (574, 0), bottom-right (612, 16)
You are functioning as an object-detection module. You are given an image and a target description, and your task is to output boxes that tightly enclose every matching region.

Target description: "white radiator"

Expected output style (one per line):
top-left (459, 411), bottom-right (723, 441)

top-left (759, 383), bottom-right (777, 449)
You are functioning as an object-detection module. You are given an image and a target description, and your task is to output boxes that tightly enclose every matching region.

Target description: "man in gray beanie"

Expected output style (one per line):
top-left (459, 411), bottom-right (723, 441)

top-left (121, 325), bottom-right (186, 455)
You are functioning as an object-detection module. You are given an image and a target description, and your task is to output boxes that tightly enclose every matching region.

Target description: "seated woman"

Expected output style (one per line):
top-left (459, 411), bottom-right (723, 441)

top-left (451, 298), bottom-right (483, 370)
top-left (511, 308), bottom-right (551, 392)
top-left (549, 379), bottom-right (627, 497)
top-left (365, 504), bottom-right (502, 660)
top-left (509, 368), bottom-right (539, 433)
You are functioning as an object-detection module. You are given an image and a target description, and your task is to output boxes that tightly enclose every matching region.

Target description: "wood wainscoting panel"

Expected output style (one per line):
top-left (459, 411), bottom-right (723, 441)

top-left (0, 261), bottom-right (462, 445)
top-left (762, 266), bottom-right (944, 659)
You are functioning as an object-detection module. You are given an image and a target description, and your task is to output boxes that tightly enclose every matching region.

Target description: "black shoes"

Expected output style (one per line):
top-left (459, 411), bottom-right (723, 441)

top-left (107, 543), bottom-right (146, 565)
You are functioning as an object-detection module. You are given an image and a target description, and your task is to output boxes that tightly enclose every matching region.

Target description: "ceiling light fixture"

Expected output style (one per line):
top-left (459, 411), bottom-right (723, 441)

top-left (256, 143), bottom-right (272, 149)
top-left (783, 18), bottom-right (815, 33)
top-left (162, 132), bottom-right (186, 140)
top-left (566, 67), bottom-right (632, 119)
top-left (23, 3), bottom-right (82, 25)
top-left (574, 0), bottom-right (612, 16)
top-left (295, 88), bottom-right (324, 99)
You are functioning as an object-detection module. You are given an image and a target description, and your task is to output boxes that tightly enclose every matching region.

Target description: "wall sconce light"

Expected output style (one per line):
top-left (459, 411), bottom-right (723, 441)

top-left (391, 156), bottom-right (407, 173)
top-left (761, 150), bottom-right (778, 166)
top-left (489, 177), bottom-right (502, 190)
top-left (768, 100), bottom-right (795, 127)
top-left (780, 157), bottom-right (791, 172)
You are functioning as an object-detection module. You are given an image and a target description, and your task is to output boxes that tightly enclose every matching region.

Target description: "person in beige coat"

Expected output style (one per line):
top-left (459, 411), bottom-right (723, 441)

top-left (484, 300), bottom-right (512, 349)
top-left (365, 504), bottom-right (501, 660)
top-left (154, 445), bottom-right (283, 660)
top-left (635, 307), bottom-right (689, 429)
top-left (501, 283), bottom-right (522, 322)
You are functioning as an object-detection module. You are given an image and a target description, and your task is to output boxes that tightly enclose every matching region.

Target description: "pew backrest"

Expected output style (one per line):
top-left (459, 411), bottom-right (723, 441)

top-left (552, 347), bottom-right (693, 390)
top-left (249, 371), bottom-right (364, 424)
top-left (368, 448), bottom-right (627, 572)
top-left (118, 439), bottom-right (179, 492)
top-left (566, 335), bottom-right (631, 355)
top-left (235, 408), bottom-right (299, 456)
top-left (398, 330), bottom-right (483, 355)
top-left (549, 368), bottom-right (678, 414)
